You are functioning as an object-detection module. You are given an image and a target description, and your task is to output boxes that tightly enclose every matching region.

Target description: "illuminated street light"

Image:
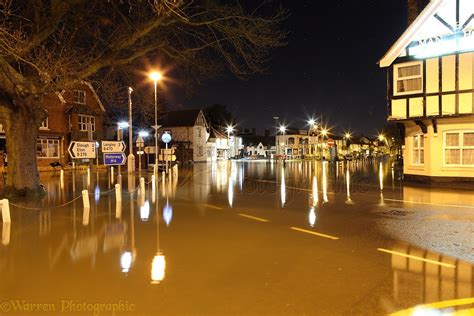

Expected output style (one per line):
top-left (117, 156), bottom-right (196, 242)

top-left (345, 132), bottom-right (352, 139)
top-left (308, 119), bottom-right (315, 126)
top-left (279, 125), bottom-right (286, 133)
top-left (321, 129), bottom-right (328, 137)
top-left (148, 70), bottom-right (163, 175)
top-left (118, 121), bottom-right (129, 129)
top-left (226, 125), bottom-right (234, 160)
top-left (139, 131), bottom-right (149, 137)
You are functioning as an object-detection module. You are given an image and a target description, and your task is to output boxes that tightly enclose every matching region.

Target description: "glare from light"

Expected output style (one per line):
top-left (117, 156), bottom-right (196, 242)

top-left (121, 251), bottom-right (132, 273)
top-left (226, 125), bottom-right (234, 134)
top-left (378, 134), bottom-right (385, 141)
top-left (149, 71), bottom-right (163, 82)
top-left (279, 125), bottom-right (286, 133)
top-left (308, 119), bottom-right (315, 126)
top-left (321, 129), bottom-right (328, 136)
top-left (140, 201), bottom-right (150, 221)
top-left (345, 132), bottom-right (352, 139)
top-left (151, 254), bottom-right (166, 284)
top-left (118, 121), bottom-right (129, 129)
top-left (139, 131), bottom-right (150, 137)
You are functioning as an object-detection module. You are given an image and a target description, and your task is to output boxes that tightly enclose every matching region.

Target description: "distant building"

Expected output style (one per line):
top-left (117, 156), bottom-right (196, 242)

top-left (157, 109), bottom-right (209, 162)
top-left (276, 128), bottom-right (318, 158)
top-left (379, 0), bottom-right (474, 182)
top-left (0, 82), bottom-right (105, 169)
top-left (242, 135), bottom-right (275, 158)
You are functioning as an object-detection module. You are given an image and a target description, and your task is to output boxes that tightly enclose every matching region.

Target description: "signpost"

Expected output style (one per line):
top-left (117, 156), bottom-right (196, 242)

top-left (102, 141), bottom-right (126, 153)
top-left (161, 131), bottom-right (172, 174)
top-left (104, 153), bottom-right (127, 166)
top-left (68, 141), bottom-right (96, 159)
top-left (327, 139), bottom-right (335, 147)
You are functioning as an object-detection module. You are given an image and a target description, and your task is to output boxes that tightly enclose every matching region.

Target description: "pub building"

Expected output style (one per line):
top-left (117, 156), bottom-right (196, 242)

top-left (380, 0), bottom-right (474, 182)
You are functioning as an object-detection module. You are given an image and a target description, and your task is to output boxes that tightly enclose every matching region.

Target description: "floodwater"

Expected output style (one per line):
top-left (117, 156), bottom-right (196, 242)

top-left (0, 160), bottom-right (473, 315)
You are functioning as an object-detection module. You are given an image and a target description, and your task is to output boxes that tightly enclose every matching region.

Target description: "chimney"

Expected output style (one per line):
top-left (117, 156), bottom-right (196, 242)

top-left (252, 128), bottom-right (256, 136)
top-left (264, 129), bottom-right (270, 137)
top-left (407, 0), bottom-right (428, 26)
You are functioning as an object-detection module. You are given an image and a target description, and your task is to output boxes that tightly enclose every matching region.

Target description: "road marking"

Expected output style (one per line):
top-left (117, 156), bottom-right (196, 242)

top-left (390, 297), bottom-right (474, 316)
top-left (238, 213), bottom-right (269, 222)
top-left (377, 248), bottom-right (456, 268)
top-left (384, 198), bottom-right (474, 210)
top-left (204, 204), bottom-right (223, 210)
top-left (290, 227), bottom-right (339, 240)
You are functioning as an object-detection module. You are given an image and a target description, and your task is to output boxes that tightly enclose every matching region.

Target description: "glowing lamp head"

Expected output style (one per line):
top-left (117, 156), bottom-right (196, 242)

top-left (321, 129), bottom-right (328, 136)
top-left (279, 125), bottom-right (286, 133)
top-left (378, 134), bottom-right (385, 141)
top-left (345, 132), bottom-right (351, 139)
top-left (308, 119), bottom-right (315, 126)
top-left (139, 131), bottom-right (149, 137)
top-left (149, 71), bottom-right (162, 82)
top-left (226, 126), bottom-right (234, 134)
top-left (118, 122), bottom-right (129, 129)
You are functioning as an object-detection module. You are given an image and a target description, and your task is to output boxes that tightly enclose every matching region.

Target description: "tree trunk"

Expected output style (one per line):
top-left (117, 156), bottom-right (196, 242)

top-left (3, 102), bottom-right (44, 197)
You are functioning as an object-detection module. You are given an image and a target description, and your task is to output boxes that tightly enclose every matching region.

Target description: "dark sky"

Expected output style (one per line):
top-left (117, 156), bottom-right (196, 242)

top-left (172, 0), bottom-right (409, 136)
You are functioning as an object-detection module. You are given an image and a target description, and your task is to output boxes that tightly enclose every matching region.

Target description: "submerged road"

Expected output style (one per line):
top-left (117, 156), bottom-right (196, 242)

top-left (0, 160), bottom-right (473, 315)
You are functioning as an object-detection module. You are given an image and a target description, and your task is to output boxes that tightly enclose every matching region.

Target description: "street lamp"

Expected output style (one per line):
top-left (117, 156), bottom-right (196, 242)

top-left (127, 87), bottom-right (135, 173)
top-left (344, 132), bottom-right (352, 155)
top-left (226, 125), bottom-right (234, 160)
top-left (117, 122), bottom-right (129, 176)
top-left (278, 125), bottom-right (286, 158)
top-left (137, 131), bottom-right (149, 171)
top-left (149, 71), bottom-right (163, 175)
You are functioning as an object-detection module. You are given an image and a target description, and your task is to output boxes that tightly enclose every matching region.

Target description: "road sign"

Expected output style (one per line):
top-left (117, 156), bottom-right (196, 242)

top-left (136, 136), bottom-right (144, 148)
top-left (161, 131), bottom-right (172, 144)
top-left (144, 146), bottom-right (156, 154)
top-left (327, 139), bottom-right (335, 147)
top-left (103, 153), bottom-right (127, 166)
top-left (102, 141), bottom-right (126, 153)
top-left (68, 141), bottom-right (96, 159)
top-left (159, 154), bottom-right (176, 162)
top-left (160, 148), bottom-right (175, 155)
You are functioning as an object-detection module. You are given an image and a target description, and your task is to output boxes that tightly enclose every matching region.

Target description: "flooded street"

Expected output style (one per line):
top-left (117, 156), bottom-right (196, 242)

top-left (1, 160), bottom-right (473, 315)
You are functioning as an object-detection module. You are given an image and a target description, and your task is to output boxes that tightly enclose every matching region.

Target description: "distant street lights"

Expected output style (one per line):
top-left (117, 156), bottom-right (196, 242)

top-left (149, 71), bottom-right (163, 175)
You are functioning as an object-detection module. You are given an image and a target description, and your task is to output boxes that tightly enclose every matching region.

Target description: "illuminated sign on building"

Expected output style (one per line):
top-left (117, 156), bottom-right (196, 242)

top-left (410, 29), bottom-right (474, 58)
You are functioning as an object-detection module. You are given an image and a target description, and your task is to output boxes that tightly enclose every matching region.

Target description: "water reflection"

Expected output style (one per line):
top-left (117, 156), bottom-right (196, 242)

top-left (388, 243), bottom-right (473, 314)
top-left (163, 202), bottom-right (173, 227)
top-left (140, 201), bottom-right (150, 221)
top-left (120, 251), bottom-right (132, 273)
top-left (151, 253), bottom-right (166, 284)
top-left (322, 161), bottom-right (328, 203)
top-left (2, 221), bottom-right (10, 246)
top-left (280, 165), bottom-right (286, 208)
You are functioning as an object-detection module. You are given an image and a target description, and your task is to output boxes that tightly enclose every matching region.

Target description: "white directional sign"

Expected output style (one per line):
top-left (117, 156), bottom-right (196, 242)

top-left (102, 141), bottom-right (126, 153)
top-left (68, 141), bottom-right (96, 159)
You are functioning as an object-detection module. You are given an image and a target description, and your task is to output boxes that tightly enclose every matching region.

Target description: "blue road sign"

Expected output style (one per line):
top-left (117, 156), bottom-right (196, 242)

top-left (104, 153), bottom-right (127, 166)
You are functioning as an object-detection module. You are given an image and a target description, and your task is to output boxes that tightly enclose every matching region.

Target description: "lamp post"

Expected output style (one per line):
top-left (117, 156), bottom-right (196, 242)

top-left (117, 121), bottom-right (129, 176)
top-left (226, 125), bottom-right (234, 160)
top-left (149, 71), bottom-right (162, 175)
top-left (308, 119), bottom-right (316, 158)
top-left (137, 131), bottom-right (149, 172)
top-left (279, 125), bottom-right (286, 161)
top-left (344, 132), bottom-right (352, 155)
top-left (127, 87), bottom-right (135, 173)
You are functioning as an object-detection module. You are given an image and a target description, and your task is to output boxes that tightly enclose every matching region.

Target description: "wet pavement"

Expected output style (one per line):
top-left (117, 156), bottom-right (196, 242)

top-left (0, 160), bottom-right (473, 315)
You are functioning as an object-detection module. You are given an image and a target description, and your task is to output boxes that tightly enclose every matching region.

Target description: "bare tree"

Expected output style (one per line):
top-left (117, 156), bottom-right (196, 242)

top-left (0, 0), bottom-right (286, 195)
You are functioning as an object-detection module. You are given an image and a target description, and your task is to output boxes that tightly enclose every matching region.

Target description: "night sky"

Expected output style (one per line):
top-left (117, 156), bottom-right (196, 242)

top-left (172, 0), bottom-right (410, 136)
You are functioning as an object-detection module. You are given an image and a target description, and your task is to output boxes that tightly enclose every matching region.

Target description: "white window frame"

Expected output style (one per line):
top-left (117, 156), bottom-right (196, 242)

top-left (411, 134), bottom-right (424, 165)
top-left (37, 138), bottom-right (60, 159)
top-left (393, 61), bottom-right (423, 96)
top-left (73, 90), bottom-right (86, 104)
top-left (443, 130), bottom-right (474, 167)
top-left (78, 115), bottom-right (96, 132)
top-left (39, 117), bottom-right (49, 130)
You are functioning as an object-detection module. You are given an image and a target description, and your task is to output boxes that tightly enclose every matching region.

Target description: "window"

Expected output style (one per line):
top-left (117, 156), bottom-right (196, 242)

top-left (444, 131), bottom-right (474, 166)
top-left (74, 90), bottom-right (86, 104)
top-left (288, 137), bottom-right (295, 145)
top-left (40, 118), bottom-right (49, 130)
top-left (78, 115), bottom-right (95, 132)
top-left (37, 139), bottom-right (59, 158)
top-left (412, 134), bottom-right (424, 165)
top-left (394, 62), bottom-right (423, 95)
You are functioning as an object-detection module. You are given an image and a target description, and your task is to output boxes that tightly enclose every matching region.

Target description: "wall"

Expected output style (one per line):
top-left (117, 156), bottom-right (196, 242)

top-left (403, 116), bottom-right (474, 178)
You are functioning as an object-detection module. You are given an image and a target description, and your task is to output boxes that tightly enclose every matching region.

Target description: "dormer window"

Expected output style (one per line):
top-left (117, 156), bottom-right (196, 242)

top-left (74, 90), bottom-right (86, 104)
top-left (393, 61), bottom-right (423, 95)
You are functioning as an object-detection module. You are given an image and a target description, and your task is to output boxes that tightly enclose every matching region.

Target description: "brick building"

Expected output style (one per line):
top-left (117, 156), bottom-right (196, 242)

top-left (0, 82), bottom-right (106, 169)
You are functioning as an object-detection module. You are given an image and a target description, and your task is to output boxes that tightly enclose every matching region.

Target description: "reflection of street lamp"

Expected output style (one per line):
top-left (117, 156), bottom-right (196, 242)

top-left (151, 180), bottom-right (165, 284)
top-left (149, 71), bottom-right (163, 174)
